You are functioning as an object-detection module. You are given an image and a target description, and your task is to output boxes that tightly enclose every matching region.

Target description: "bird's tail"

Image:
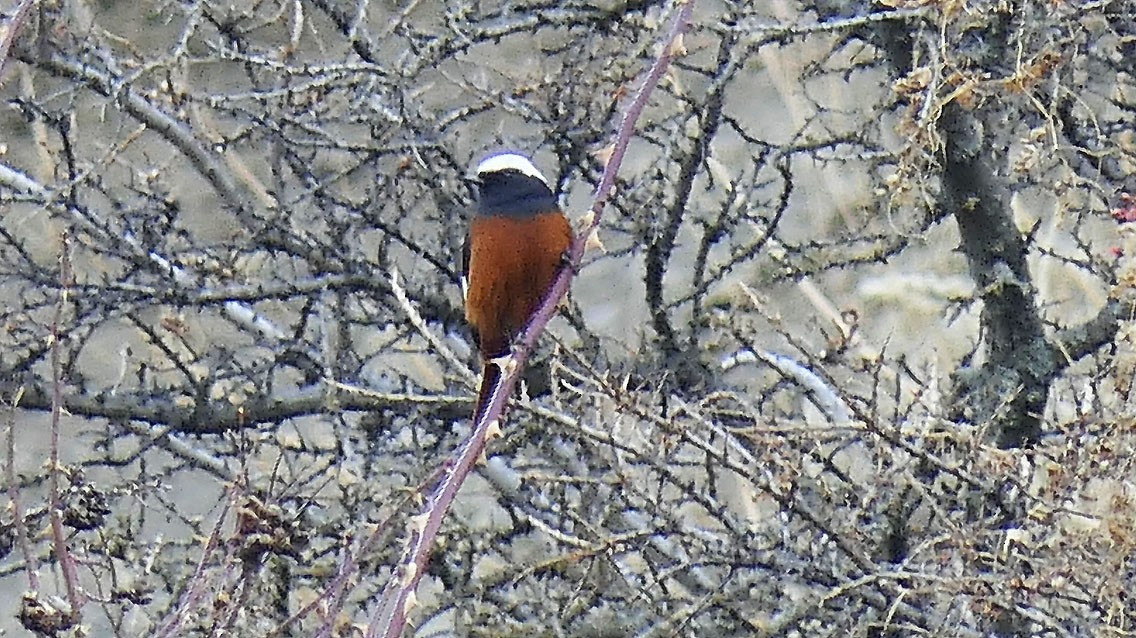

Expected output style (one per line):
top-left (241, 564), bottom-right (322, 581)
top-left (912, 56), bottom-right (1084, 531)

top-left (473, 362), bottom-right (501, 423)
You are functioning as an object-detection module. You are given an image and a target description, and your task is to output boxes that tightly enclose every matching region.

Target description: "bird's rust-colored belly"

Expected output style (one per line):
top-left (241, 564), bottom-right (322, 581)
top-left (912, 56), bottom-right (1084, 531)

top-left (466, 212), bottom-right (571, 357)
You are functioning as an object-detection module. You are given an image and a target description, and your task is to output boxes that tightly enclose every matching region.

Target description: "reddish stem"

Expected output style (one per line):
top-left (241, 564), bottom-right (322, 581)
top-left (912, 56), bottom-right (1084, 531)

top-left (370, 3), bottom-right (697, 636)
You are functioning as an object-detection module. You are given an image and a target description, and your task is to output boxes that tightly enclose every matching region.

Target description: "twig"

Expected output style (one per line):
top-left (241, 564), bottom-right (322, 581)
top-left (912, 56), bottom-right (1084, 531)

top-left (724, 7), bottom-right (930, 46)
top-left (309, 468), bottom-right (445, 638)
top-left (113, 420), bottom-right (233, 480)
top-left (0, 162), bottom-right (288, 342)
top-left (48, 231), bottom-right (84, 620)
top-left (13, 381), bottom-right (469, 434)
top-left (4, 386), bottom-right (37, 590)
top-left (388, 266), bottom-right (476, 384)
top-left (30, 53), bottom-right (258, 230)
top-left (719, 347), bottom-right (853, 424)
top-left (152, 487), bottom-right (238, 638)
top-left (0, 0), bottom-right (35, 79)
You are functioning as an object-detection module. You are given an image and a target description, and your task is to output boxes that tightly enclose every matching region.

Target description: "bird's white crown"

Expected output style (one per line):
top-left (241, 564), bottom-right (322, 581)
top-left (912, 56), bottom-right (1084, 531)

top-left (475, 153), bottom-right (548, 186)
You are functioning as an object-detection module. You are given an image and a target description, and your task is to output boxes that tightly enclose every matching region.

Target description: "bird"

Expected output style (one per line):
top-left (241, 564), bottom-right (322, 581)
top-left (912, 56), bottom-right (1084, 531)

top-left (462, 152), bottom-right (572, 422)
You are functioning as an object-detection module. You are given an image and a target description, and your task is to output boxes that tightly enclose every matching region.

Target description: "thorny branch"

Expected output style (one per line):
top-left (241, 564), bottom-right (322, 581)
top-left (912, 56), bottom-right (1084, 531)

top-left (367, 4), bottom-right (696, 636)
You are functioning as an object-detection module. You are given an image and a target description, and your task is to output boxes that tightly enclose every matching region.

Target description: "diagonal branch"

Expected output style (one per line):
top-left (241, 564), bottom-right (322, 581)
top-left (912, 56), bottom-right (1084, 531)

top-left (366, 3), bottom-right (698, 637)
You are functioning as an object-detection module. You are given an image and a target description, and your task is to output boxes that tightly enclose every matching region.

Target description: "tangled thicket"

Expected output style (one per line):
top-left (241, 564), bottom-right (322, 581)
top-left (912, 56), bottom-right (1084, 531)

top-left (1, 0), bottom-right (1134, 636)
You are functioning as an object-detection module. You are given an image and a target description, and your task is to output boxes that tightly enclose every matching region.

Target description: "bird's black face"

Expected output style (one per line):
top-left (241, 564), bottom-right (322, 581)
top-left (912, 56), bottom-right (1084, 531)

top-left (476, 169), bottom-right (557, 218)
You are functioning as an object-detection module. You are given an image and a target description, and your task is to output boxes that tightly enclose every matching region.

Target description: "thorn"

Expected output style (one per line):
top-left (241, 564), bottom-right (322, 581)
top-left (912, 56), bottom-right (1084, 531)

top-left (668, 32), bottom-right (687, 57)
top-left (407, 513), bottom-right (428, 536)
top-left (593, 144), bottom-right (615, 167)
top-left (663, 66), bottom-right (684, 97)
top-left (490, 353), bottom-right (518, 377)
top-left (585, 227), bottom-right (605, 253)
top-left (399, 561), bottom-right (418, 587)
top-left (403, 590), bottom-right (419, 625)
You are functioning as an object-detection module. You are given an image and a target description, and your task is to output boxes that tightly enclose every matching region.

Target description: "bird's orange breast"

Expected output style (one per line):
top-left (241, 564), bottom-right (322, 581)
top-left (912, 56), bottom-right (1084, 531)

top-left (465, 211), bottom-right (572, 358)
